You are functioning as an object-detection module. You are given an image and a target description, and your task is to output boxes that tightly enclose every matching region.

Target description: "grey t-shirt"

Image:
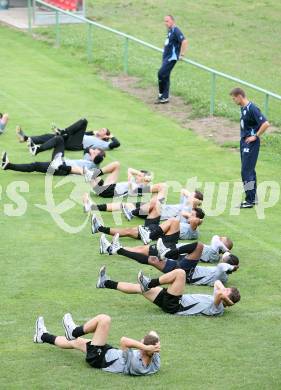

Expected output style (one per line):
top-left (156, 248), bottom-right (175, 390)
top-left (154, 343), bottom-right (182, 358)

top-left (175, 288), bottom-right (224, 316)
top-left (200, 244), bottom-right (220, 263)
top-left (191, 263), bottom-right (234, 286)
top-left (83, 135), bottom-right (110, 150)
top-left (115, 181), bottom-right (129, 196)
top-left (102, 348), bottom-right (160, 376)
top-left (179, 222), bottom-right (199, 240)
top-left (160, 204), bottom-right (181, 220)
top-left (64, 158), bottom-right (97, 170)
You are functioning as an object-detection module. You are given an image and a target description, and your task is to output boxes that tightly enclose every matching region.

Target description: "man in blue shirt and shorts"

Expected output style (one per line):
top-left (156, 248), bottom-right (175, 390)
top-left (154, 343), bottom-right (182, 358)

top-left (156, 15), bottom-right (188, 104)
top-left (230, 88), bottom-right (270, 208)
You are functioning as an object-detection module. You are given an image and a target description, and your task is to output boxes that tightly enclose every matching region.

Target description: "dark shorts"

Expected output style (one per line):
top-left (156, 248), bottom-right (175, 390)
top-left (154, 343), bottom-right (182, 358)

top-left (153, 288), bottom-right (181, 314)
top-left (162, 231), bottom-right (180, 246)
top-left (162, 259), bottom-right (179, 273)
top-left (144, 216), bottom-right (160, 227)
top-left (93, 183), bottom-right (116, 198)
top-left (85, 342), bottom-right (114, 369)
top-left (148, 244), bottom-right (158, 256)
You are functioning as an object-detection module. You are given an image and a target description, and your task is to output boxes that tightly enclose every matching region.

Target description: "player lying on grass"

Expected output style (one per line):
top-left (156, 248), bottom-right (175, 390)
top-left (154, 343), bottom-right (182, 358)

top-left (34, 313), bottom-right (160, 376)
top-left (177, 234), bottom-right (233, 263)
top-left (83, 163), bottom-right (167, 199)
top-left (96, 266), bottom-right (241, 316)
top-left (1, 143), bottom-right (105, 176)
top-left (91, 198), bottom-right (205, 244)
top-left (100, 233), bottom-right (232, 263)
top-left (99, 234), bottom-right (239, 286)
top-left (16, 118), bottom-right (120, 152)
top-left (0, 112), bottom-right (9, 134)
top-left (83, 187), bottom-right (203, 222)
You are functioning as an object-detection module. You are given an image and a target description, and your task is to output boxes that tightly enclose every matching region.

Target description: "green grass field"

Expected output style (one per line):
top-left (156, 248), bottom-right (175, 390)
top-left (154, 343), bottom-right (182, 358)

top-left (1, 25), bottom-right (281, 389)
top-left (36, 0), bottom-right (281, 124)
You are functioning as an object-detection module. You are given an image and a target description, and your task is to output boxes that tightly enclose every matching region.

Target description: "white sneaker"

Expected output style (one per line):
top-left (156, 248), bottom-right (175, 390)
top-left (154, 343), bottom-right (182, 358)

top-left (49, 152), bottom-right (64, 171)
top-left (28, 139), bottom-right (39, 156)
top-left (156, 238), bottom-right (169, 260)
top-left (137, 271), bottom-right (151, 293)
top-left (34, 316), bottom-right (48, 343)
top-left (110, 233), bottom-right (121, 254)
top-left (62, 313), bottom-right (77, 340)
top-left (100, 234), bottom-right (111, 254)
top-left (121, 203), bottom-right (134, 221)
top-left (83, 193), bottom-right (93, 213)
top-left (1, 151), bottom-right (9, 170)
top-left (138, 225), bottom-right (151, 245)
top-left (91, 214), bottom-right (102, 234)
top-left (96, 265), bottom-right (110, 288)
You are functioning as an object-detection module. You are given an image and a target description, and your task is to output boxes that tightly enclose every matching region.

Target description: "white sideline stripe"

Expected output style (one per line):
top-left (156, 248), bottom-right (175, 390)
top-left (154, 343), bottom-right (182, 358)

top-left (0, 90), bottom-right (44, 117)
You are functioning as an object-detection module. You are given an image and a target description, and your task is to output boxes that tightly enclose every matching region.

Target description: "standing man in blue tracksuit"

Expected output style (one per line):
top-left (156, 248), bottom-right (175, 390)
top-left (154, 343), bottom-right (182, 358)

top-left (155, 15), bottom-right (188, 104)
top-left (230, 88), bottom-right (270, 208)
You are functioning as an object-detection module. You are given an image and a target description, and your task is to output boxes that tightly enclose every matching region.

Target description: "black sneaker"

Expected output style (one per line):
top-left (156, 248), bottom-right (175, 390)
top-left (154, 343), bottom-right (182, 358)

top-left (154, 97), bottom-right (169, 105)
top-left (239, 202), bottom-right (254, 209)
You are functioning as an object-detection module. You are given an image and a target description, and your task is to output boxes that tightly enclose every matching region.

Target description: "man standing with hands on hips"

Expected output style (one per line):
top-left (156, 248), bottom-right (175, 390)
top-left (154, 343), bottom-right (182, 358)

top-left (230, 88), bottom-right (270, 209)
top-left (155, 15), bottom-right (188, 104)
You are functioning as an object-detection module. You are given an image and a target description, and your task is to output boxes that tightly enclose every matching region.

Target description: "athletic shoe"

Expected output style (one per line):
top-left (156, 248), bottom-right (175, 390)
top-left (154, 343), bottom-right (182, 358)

top-left (137, 270), bottom-right (151, 293)
top-left (154, 97), bottom-right (169, 104)
top-left (33, 316), bottom-right (48, 343)
top-left (1, 151), bottom-right (9, 170)
top-left (91, 214), bottom-right (101, 234)
top-left (62, 313), bottom-right (77, 340)
top-left (49, 152), bottom-right (63, 171)
top-left (110, 233), bottom-right (121, 255)
top-left (156, 238), bottom-right (169, 260)
top-left (28, 139), bottom-right (39, 156)
top-left (100, 234), bottom-right (111, 254)
top-left (96, 265), bottom-right (110, 288)
top-left (16, 126), bottom-right (27, 143)
top-left (83, 193), bottom-right (93, 213)
top-left (138, 225), bottom-right (151, 245)
top-left (121, 203), bottom-right (134, 221)
top-left (83, 167), bottom-right (102, 183)
top-left (239, 201), bottom-right (254, 209)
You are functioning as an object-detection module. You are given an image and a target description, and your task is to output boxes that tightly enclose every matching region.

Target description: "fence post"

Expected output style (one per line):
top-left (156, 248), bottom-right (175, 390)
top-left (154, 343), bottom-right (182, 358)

top-left (27, 0), bottom-right (32, 34)
top-left (264, 93), bottom-right (269, 117)
top-left (55, 10), bottom-right (60, 47)
top-left (87, 23), bottom-right (93, 62)
top-left (123, 37), bottom-right (128, 74)
top-left (210, 73), bottom-right (216, 115)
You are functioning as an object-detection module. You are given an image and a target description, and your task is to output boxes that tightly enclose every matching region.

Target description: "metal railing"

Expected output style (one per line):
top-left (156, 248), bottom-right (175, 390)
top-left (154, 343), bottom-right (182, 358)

top-left (29, 0), bottom-right (281, 117)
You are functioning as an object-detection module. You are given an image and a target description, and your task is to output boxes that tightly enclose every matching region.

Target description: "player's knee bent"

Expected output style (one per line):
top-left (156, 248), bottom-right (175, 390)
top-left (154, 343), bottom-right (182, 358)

top-left (98, 314), bottom-right (111, 324)
top-left (174, 268), bottom-right (186, 280)
top-left (112, 161), bottom-right (120, 169)
top-left (55, 135), bottom-right (64, 145)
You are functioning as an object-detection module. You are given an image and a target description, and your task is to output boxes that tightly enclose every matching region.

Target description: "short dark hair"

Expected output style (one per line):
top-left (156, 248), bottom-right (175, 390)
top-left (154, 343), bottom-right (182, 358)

top-left (230, 87), bottom-right (246, 98)
top-left (0, 113), bottom-right (2, 119)
top-left (105, 128), bottom-right (111, 136)
top-left (93, 149), bottom-right (106, 165)
top-left (194, 190), bottom-right (204, 201)
top-left (226, 254), bottom-right (239, 266)
top-left (225, 238), bottom-right (233, 250)
top-left (194, 207), bottom-right (205, 219)
top-left (166, 15), bottom-right (175, 21)
top-left (140, 170), bottom-right (151, 176)
top-left (143, 334), bottom-right (159, 346)
top-left (229, 287), bottom-right (241, 304)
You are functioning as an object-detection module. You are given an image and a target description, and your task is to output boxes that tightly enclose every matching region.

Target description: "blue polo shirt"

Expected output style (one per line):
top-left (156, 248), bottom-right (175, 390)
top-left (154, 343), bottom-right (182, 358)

top-left (163, 26), bottom-right (185, 62)
top-left (240, 102), bottom-right (267, 139)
